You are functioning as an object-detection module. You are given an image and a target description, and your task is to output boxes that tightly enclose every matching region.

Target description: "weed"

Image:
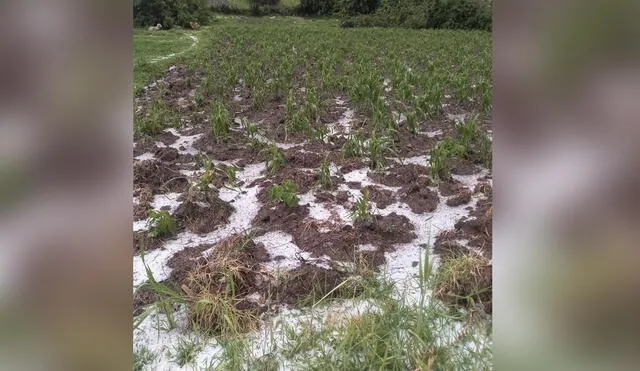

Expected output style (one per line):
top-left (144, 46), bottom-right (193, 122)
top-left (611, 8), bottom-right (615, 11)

top-left (146, 210), bottom-right (176, 238)
top-left (170, 337), bottom-right (201, 367)
top-left (211, 102), bottom-right (231, 141)
top-left (434, 252), bottom-right (492, 312)
top-left (318, 158), bottom-right (332, 189)
top-left (350, 188), bottom-right (373, 223)
top-left (266, 144), bottom-right (286, 175)
top-left (135, 97), bottom-right (174, 136)
top-left (133, 346), bottom-right (156, 371)
top-left (194, 91), bottom-right (205, 107)
top-left (268, 180), bottom-right (299, 207)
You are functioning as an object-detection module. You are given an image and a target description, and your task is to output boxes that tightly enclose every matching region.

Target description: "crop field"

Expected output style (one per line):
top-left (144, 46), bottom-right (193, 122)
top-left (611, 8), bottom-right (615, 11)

top-left (133, 16), bottom-right (492, 370)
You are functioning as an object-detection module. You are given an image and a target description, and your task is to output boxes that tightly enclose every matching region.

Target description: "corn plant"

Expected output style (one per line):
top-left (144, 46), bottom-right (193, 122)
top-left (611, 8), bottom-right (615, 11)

top-left (350, 188), bottom-right (373, 223)
top-left (196, 154), bottom-right (216, 191)
top-left (429, 138), bottom-right (465, 181)
top-left (225, 165), bottom-right (239, 187)
top-left (211, 102), bottom-right (230, 141)
top-left (268, 180), bottom-right (299, 207)
top-left (368, 134), bottom-right (392, 170)
top-left (305, 85), bottom-right (320, 123)
top-left (266, 144), bottom-right (285, 175)
top-left (343, 132), bottom-right (366, 158)
top-left (319, 158), bottom-right (332, 189)
top-left (406, 109), bottom-right (419, 134)
top-left (147, 210), bottom-right (176, 238)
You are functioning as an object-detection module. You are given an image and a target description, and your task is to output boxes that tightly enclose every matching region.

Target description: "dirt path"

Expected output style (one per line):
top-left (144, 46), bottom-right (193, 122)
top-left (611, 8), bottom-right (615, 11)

top-left (148, 34), bottom-right (199, 64)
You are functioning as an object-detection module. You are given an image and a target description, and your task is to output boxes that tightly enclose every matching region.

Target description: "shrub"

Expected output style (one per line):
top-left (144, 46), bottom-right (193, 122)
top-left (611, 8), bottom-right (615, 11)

top-left (337, 0), bottom-right (380, 15)
top-left (351, 0), bottom-right (492, 31)
top-left (298, 0), bottom-right (338, 15)
top-left (133, 0), bottom-right (212, 29)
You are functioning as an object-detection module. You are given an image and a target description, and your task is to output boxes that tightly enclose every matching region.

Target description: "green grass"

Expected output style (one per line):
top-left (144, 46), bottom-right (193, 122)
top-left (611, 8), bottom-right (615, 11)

top-left (133, 346), bottom-right (156, 371)
top-left (223, 0), bottom-right (300, 10)
top-left (170, 337), bottom-right (202, 367)
top-left (133, 28), bottom-right (203, 95)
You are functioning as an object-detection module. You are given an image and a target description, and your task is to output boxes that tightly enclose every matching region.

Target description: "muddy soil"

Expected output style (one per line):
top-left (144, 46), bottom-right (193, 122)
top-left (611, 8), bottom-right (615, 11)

top-left (368, 164), bottom-right (430, 188)
top-left (270, 263), bottom-right (362, 306)
top-left (446, 190), bottom-right (472, 207)
top-left (364, 185), bottom-right (396, 209)
top-left (133, 231), bottom-right (166, 254)
top-left (399, 183), bottom-right (440, 213)
top-left (134, 160), bottom-right (189, 195)
top-left (354, 213), bottom-right (417, 245)
top-left (174, 197), bottom-right (234, 235)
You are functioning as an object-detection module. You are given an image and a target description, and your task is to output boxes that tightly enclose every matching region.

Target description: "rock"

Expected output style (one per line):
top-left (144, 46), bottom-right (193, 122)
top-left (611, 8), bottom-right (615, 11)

top-left (341, 19), bottom-right (355, 28)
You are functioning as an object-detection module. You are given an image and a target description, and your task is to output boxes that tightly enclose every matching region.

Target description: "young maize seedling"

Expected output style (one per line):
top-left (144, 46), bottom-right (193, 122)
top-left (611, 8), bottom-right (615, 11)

top-left (211, 102), bottom-right (230, 141)
top-left (147, 210), bottom-right (177, 238)
top-left (266, 144), bottom-right (286, 175)
top-left (268, 180), bottom-right (299, 207)
top-left (319, 158), bottom-right (332, 189)
top-left (350, 188), bottom-right (373, 223)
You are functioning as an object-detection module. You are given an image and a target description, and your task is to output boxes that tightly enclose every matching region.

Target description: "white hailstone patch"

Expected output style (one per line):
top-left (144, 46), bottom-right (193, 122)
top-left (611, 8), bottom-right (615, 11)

top-left (421, 129), bottom-right (443, 138)
top-left (357, 244), bottom-right (378, 252)
top-left (254, 231), bottom-right (304, 272)
top-left (383, 78), bottom-right (392, 92)
top-left (399, 154), bottom-right (430, 166)
top-left (251, 132), bottom-right (306, 150)
top-left (135, 152), bottom-right (156, 161)
top-left (393, 111), bottom-right (407, 125)
top-left (165, 128), bottom-right (203, 155)
top-left (452, 170), bottom-right (489, 189)
top-left (150, 192), bottom-right (183, 214)
top-left (133, 163), bottom-right (267, 287)
top-left (134, 305), bottom-right (224, 370)
top-left (133, 220), bottom-right (148, 232)
top-left (446, 113), bottom-right (468, 123)
top-left (328, 108), bottom-right (354, 137)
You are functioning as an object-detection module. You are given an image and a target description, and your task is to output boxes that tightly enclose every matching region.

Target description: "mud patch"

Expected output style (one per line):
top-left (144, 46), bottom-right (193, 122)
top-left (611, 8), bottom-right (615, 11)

top-left (368, 164), bottom-right (430, 188)
top-left (454, 197), bottom-right (492, 257)
top-left (174, 196), bottom-right (234, 235)
top-left (133, 231), bottom-right (165, 254)
top-left (284, 148), bottom-right (323, 168)
top-left (399, 184), bottom-right (440, 213)
top-left (134, 187), bottom-right (154, 221)
top-left (438, 179), bottom-right (467, 197)
top-left (364, 185), bottom-right (395, 209)
top-left (271, 263), bottom-right (362, 306)
top-left (447, 158), bottom-right (479, 175)
top-left (253, 204), bottom-right (310, 234)
top-left (133, 284), bottom-right (158, 317)
top-left (354, 213), bottom-right (417, 245)
top-left (134, 160), bottom-right (188, 195)
top-left (195, 131), bottom-right (266, 163)
top-left (446, 190), bottom-right (472, 207)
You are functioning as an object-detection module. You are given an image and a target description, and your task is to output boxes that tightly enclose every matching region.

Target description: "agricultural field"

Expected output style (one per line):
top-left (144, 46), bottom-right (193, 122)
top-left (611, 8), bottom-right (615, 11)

top-left (133, 16), bottom-right (492, 370)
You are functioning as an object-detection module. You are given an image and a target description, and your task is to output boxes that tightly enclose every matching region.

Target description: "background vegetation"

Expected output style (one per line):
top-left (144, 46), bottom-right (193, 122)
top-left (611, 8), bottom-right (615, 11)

top-left (134, 0), bottom-right (491, 30)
